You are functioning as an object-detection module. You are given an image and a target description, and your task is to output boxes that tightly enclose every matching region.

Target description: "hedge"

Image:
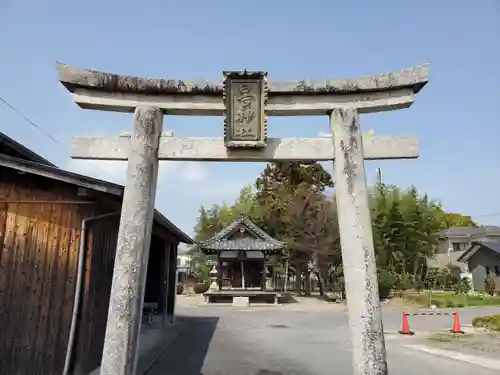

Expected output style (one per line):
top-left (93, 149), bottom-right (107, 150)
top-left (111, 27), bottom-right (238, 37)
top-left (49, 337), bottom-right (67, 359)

top-left (472, 314), bottom-right (500, 331)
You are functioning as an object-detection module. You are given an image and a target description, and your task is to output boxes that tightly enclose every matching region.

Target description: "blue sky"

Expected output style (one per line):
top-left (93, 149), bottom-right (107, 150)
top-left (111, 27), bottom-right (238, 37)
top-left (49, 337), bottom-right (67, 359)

top-left (1, 1), bottom-right (500, 237)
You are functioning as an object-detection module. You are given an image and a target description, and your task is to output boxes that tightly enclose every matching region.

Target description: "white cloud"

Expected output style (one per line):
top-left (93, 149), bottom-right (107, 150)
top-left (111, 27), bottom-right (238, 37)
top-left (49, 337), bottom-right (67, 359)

top-left (65, 159), bottom-right (209, 185)
top-left (181, 162), bottom-right (207, 182)
top-left (66, 159), bottom-right (127, 184)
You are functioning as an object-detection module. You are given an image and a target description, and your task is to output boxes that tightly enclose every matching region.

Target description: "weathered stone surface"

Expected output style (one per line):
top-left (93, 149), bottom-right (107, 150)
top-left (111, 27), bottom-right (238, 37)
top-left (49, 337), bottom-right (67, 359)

top-left (223, 71), bottom-right (268, 148)
top-left (71, 136), bottom-right (419, 162)
top-left (70, 86), bottom-right (416, 115)
top-left (233, 297), bottom-right (250, 307)
top-left (57, 62), bottom-right (428, 95)
top-left (330, 108), bottom-right (388, 375)
top-left (100, 106), bottom-right (163, 375)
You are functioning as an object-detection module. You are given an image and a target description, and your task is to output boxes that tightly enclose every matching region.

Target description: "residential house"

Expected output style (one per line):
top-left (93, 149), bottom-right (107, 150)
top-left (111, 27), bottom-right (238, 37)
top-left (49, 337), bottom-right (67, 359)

top-left (177, 253), bottom-right (193, 284)
top-left (0, 133), bottom-right (193, 375)
top-left (457, 241), bottom-right (500, 292)
top-left (428, 226), bottom-right (500, 277)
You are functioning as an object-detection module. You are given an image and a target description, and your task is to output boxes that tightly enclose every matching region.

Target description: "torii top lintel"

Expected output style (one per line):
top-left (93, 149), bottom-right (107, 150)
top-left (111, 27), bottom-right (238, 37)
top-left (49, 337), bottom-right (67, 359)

top-left (56, 62), bottom-right (429, 116)
top-left (56, 62), bottom-right (428, 96)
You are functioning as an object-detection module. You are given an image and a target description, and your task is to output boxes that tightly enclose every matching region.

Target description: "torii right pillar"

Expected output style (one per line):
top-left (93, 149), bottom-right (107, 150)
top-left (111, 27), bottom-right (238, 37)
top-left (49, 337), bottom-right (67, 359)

top-left (330, 107), bottom-right (387, 375)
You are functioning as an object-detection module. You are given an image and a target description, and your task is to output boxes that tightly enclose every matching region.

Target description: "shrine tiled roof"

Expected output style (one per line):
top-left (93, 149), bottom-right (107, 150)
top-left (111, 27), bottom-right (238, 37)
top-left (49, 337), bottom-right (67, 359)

top-left (199, 216), bottom-right (285, 253)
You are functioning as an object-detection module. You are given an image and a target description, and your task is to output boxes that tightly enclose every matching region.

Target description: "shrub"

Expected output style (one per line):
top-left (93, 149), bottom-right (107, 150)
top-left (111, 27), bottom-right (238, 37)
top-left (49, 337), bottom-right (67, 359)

top-left (472, 314), bottom-right (500, 331)
top-left (445, 299), bottom-right (455, 308)
top-left (193, 282), bottom-right (210, 294)
top-left (378, 270), bottom-right (395, 299)
top-left (400, 273), bottom-right (414, 291)
top-left (485, 276), bottom-right (496, 296)
top-left (176, 284), bottom-right (184, 295)
top-left (195, 264), bottom-right (211, 283)
top-left (447, 265), bottom-right (462, 280)
top-left (436, 267), bottom-right (453, 289)
top-left (454, 278), bottom-right (471, 295)
top-left (414, 279), bottom-right (425, 292)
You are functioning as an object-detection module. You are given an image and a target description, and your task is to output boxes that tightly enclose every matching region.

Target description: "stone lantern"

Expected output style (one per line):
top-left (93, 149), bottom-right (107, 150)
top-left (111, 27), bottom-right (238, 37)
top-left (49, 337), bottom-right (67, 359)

top-left (209, 265), bottom-right (219, 291)
top-left (265, 267), bottom-right (273, 291)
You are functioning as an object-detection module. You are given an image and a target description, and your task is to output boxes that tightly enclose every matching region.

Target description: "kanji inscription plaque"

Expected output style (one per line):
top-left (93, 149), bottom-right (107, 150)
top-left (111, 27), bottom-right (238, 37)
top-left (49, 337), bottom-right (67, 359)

top-left (223, 71), bottom-right (268, 148)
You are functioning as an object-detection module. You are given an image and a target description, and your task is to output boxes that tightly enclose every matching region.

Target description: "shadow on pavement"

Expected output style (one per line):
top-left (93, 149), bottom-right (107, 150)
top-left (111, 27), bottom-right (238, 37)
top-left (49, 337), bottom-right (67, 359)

top-left (145, 315), bottom-right (219, 375)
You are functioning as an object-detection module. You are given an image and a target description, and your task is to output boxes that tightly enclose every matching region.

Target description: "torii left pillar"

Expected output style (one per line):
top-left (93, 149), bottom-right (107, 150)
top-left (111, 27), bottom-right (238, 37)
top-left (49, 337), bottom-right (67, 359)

top-left (100, 106), bottom-right (162, 375)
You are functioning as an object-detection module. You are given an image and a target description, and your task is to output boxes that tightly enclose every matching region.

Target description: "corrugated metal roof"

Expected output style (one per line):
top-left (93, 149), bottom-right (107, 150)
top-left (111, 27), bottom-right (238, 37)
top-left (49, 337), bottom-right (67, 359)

top-left (0, 153), bottom-right (193, 244)
top-left (199, 216), bottom-right (285, 253)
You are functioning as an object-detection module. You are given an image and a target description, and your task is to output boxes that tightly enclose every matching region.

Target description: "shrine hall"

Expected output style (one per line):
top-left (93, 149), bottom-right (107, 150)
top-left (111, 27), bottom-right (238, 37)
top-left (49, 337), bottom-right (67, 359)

top-left (199, 216), bottom-right (285, 305)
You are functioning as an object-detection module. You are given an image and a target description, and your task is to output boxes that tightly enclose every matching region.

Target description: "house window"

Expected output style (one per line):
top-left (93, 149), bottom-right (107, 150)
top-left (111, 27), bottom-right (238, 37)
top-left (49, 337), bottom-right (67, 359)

top-left (486, 266), bottom-right (490, 276)
top-left (451, 242), bottom-right (468, 252)
top-left (495, 266), bottom-right (500, 277)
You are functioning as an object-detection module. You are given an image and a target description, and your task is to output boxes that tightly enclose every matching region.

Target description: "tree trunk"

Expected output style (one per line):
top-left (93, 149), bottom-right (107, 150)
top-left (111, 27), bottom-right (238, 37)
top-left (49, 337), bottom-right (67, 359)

top-left (314, 270), bottom-right (325, 297)
top-left (303, 265), bottom-right (311, 296)
top-left (412, 257), bottom-right (419, 279)
top-left (294, 262), bottom-right (302, 294)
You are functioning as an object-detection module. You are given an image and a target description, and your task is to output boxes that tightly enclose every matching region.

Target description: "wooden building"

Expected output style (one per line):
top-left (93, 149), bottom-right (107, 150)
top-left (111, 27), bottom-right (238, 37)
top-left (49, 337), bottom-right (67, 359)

top-left (200, 216), bottom-right (284, 304)
top-left (0, 133), bottom-right (193, 375)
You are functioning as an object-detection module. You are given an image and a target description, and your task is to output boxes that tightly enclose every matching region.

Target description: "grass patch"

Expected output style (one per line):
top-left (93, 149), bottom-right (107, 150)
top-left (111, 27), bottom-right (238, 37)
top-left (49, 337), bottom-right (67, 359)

top-left (426, 330), bottom-right (500, 359)
top-left (401, 291), bottom-right (500, 308)
top-left (472, 314), bottom-right (500, 331)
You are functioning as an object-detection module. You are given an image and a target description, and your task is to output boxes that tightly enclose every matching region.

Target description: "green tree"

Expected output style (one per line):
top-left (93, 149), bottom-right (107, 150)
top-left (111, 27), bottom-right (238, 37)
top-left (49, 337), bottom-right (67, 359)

top-left (192, 161), bottom-right (477, 298)
top-left (254, 161), bottom-right (334, 294)
top-left (284, 184), bottom-right (340, 295)
top-left (371, 183), bottom-right (444, 283)
top-left (437, 211), bottom-right (477, 229)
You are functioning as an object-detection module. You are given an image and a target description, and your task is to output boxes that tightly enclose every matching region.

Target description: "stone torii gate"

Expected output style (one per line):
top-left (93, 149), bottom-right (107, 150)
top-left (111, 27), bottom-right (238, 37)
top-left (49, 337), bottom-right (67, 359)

top-left (56, 62), bottom-right (428, 375)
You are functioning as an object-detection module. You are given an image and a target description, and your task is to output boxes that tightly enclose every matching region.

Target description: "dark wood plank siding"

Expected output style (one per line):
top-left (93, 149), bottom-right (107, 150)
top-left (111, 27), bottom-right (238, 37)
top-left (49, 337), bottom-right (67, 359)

top-left (0, 165), bottom-right (182, 375)
top-left (71, 215), bottom-right (120, 375)
top-left (0, 170), bottom-right (89, 375)
top-left (72, 228), bottom-right (171, 374)
top-left (145, 235), bottom-right (166, 308)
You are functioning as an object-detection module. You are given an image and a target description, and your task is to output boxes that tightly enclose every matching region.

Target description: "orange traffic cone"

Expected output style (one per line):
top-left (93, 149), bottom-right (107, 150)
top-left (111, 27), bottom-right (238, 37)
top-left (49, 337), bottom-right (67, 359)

top-left (399, 312), bottom-right (414, 335)
top-left (450, 312), bottom-right (464, 334)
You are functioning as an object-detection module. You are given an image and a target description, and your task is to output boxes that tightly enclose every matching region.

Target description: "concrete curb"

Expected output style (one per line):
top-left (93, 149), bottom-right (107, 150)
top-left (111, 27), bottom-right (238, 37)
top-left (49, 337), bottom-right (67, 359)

top-left (404, 344), bottom-right (500, 371)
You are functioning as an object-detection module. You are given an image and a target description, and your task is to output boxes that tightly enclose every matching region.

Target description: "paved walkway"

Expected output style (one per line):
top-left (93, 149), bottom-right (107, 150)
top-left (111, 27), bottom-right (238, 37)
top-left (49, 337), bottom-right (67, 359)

top-left (144, 305), bottom-right (500, 375)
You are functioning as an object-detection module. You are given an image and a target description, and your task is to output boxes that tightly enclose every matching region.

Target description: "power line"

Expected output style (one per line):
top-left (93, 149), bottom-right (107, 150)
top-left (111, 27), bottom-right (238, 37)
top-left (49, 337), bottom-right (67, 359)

top-left (0, 95), bottom-right (111, 177)
top-left (0, 96), bottom-right (62, 144)
top-left (472, 212), bottom-right (500, 218)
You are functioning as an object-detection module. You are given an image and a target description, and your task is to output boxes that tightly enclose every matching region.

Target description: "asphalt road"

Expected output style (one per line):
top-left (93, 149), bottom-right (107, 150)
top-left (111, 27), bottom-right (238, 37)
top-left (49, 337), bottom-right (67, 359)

top-left (146, 306), bottom-right (500, 375)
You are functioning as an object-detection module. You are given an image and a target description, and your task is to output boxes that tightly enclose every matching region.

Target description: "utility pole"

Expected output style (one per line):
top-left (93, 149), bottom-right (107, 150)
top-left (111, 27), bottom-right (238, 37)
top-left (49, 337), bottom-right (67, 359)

top-left (376, 167), bottom-right (383, 185)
